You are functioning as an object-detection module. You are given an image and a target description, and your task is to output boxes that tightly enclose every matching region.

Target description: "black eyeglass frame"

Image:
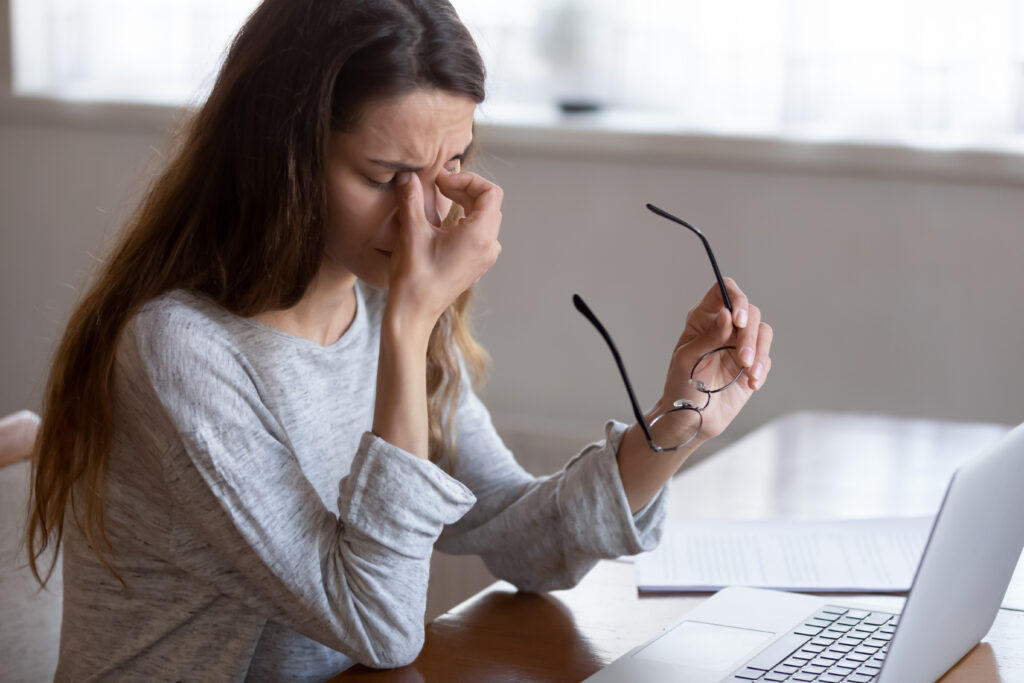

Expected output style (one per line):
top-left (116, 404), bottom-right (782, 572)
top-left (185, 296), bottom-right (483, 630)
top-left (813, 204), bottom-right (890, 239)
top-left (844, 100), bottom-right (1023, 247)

top-left (645, 203), bottom-right (733, 314)
top-left (573, 204), bottom-right (743, 453)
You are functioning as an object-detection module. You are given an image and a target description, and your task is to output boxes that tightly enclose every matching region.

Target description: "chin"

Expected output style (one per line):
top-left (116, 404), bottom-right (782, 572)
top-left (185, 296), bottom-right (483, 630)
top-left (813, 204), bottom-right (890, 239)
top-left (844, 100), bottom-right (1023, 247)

top-left (356, 266), bottom-right (390, 291)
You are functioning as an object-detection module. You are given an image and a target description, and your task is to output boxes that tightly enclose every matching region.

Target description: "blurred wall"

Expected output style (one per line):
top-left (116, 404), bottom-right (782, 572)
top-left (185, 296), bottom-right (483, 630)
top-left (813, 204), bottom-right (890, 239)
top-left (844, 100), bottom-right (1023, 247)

top-left (2, 114), bottom-right (1023, 452)
top-left (469, 127), bottom-right (1024, 449)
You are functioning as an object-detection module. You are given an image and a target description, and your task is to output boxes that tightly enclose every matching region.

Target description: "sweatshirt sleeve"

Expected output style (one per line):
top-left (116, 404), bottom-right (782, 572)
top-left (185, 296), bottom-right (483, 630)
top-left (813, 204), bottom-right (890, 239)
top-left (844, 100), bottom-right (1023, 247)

top-left (435, 380), bottom-right (669, 593)
top-left (127, 306), bottom-right (476, 669)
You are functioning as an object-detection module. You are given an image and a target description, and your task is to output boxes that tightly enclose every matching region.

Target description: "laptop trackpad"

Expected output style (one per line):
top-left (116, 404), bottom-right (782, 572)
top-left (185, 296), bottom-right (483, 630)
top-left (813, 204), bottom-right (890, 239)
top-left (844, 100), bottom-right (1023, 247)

top-left (634, 620), bottom-right (775, 670)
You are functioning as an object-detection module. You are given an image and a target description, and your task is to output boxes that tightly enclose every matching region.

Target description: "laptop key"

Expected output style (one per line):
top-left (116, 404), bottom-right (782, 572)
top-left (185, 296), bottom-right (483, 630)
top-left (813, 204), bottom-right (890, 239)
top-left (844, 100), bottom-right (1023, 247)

top-left (863, 612), bottom-right (893, 626)
top-left (821, 606), bottom-right (848, 615)
top-left (731, 668), bottom-right (765, 680)
top-left (791, 674), bottom-right (818, 682)
top-left (744, 634), bottom-right (812, 671)
top-left (762, 674), bottom-right (788, 682)
top-left (794, 625), bottom-right (823, 636)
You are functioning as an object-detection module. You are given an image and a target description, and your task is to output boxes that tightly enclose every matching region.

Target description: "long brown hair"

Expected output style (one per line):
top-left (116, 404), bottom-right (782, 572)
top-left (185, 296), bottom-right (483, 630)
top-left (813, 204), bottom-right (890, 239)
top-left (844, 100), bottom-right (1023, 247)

top-left (28, 0), bottom-right (489, 586)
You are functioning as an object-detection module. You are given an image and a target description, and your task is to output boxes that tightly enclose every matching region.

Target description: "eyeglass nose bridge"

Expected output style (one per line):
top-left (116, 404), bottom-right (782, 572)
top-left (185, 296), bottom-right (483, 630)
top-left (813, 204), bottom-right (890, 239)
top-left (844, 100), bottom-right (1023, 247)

top-left (657, 345), bottom-right (745, 445)
top-left (677, 384), bottom-right (712, 412)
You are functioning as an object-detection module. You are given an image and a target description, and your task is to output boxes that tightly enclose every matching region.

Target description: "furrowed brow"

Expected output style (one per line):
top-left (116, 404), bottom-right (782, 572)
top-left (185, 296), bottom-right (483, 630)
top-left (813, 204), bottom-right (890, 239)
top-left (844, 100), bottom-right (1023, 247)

top-left (369, 142), bottom-right (472, 172)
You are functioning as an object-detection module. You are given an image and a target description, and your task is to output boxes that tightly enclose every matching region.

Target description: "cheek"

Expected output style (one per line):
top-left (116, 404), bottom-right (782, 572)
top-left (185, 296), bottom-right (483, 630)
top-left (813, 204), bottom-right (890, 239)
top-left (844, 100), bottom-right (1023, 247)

top-left (326, 174), bottom-right (395, 248)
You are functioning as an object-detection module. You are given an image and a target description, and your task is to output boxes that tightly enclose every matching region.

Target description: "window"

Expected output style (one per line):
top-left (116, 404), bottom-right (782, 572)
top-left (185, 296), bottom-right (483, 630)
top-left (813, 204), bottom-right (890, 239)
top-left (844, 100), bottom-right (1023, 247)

top-left (11, 0), bottom-right (257, 105)
top-left (11, 0), bottom-right (1024, 147)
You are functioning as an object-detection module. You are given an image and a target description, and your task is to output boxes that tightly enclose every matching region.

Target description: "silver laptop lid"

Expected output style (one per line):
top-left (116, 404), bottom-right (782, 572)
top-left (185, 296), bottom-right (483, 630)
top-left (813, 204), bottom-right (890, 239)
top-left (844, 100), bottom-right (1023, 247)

top-left (878, 422), bottom-right (1024, 683)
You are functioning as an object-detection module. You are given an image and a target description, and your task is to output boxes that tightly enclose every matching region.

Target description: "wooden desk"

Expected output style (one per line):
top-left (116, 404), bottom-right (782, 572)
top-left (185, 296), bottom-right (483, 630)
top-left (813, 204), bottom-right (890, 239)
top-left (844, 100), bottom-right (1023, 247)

top-left (334, 412), bottom-right (1024, 682)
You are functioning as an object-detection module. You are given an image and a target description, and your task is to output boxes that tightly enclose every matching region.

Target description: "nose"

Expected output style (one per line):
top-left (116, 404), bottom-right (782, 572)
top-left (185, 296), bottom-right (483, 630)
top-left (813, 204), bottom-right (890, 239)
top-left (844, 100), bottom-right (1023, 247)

top-left (420, 176), bottom-right (443, 228)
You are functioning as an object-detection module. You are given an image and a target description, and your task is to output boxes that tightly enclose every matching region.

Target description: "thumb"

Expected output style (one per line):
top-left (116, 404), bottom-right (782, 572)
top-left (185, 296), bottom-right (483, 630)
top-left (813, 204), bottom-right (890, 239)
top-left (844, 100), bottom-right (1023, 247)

top-left (396, 172), bottom-right (428, 230)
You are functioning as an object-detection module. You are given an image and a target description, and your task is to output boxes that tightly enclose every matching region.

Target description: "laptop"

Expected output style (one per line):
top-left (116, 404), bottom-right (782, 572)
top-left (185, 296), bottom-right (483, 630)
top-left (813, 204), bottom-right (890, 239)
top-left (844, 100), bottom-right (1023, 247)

top-left (586, 421), bottom-right (1024, 683)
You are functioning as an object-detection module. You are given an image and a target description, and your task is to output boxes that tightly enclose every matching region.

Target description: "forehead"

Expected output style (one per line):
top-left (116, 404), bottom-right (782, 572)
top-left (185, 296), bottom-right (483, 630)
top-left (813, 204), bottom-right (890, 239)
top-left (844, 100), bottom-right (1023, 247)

top-left (342, 89), bottom-right (476, 161)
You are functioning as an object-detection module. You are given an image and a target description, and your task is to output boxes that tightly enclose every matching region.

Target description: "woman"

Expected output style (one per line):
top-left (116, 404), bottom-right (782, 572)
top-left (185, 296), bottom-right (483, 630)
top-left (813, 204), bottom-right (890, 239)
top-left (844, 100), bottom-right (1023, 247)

top-left (28, 0), bottom-right (772, 680)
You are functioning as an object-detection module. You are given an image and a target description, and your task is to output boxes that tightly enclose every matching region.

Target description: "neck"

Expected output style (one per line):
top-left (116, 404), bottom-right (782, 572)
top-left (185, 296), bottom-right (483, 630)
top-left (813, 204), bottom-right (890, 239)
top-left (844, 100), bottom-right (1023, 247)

top-left (253, 261), bottom-right (359, 347)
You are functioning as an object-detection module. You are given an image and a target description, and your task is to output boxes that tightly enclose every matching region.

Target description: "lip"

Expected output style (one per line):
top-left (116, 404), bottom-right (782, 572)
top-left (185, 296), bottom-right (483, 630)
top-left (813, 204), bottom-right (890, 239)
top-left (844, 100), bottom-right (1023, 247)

top-left (375, 249), bottom-right (393, 257)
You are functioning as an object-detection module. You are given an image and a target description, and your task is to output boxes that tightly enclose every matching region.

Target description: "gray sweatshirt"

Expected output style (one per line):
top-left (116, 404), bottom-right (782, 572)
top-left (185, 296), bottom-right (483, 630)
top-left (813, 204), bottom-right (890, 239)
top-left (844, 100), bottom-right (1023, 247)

top-left (55, 280), bottom-right (668, 682)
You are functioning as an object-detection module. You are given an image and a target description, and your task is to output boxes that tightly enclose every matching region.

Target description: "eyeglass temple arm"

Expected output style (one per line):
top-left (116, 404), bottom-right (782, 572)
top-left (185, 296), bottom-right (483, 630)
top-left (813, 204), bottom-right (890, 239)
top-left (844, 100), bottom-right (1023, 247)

top-left (645, 203), bottom-right (733, 313)
top-left (572, 294), bottom-right (656, 445)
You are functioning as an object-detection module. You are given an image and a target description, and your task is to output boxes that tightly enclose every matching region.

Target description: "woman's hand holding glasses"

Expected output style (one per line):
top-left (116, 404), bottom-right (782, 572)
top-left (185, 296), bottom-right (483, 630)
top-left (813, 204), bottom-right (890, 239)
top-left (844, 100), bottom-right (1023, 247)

top-left (574, 204), bottom-right (773, 454)
top-left (655, 277), bottom-right (773, 447)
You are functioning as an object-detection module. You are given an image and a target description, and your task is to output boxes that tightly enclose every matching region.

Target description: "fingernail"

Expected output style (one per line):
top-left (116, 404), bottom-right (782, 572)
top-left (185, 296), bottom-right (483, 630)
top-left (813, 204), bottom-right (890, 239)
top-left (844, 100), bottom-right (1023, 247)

top-left (735, 308), bottom-right (748, 327)
top-left (741, 347), bottom-right (755, 366)
top-left (751, 362), bottom-right (764, 380)
top-left (397, 172), bottom-right (411, 186)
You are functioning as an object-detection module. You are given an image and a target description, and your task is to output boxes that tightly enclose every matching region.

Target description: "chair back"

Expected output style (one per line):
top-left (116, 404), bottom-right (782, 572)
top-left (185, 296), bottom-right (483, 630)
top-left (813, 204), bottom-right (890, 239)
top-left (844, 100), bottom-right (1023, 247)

top-left (1, 411), bottom-right (62, 682)
top-left (0, 410), bottom-right (40, 468)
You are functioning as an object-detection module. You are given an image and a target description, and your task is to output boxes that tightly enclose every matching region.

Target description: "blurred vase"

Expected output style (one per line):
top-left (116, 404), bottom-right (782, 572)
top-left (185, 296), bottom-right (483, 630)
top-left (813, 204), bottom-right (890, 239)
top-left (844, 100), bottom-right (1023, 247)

top-left (537, 0), bottom-right (614, 112)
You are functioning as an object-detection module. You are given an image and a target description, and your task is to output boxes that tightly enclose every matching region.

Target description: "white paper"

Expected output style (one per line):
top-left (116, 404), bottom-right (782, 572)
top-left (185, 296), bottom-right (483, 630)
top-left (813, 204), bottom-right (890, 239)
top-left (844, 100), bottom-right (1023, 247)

top-left (635, 517), bottom-right (932, 593)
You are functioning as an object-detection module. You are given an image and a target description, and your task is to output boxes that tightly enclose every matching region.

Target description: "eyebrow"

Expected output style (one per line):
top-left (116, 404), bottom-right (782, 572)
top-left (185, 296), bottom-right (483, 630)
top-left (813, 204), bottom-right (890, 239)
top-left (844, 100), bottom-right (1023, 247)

top-left (369, 142), bottom-right (472, 172)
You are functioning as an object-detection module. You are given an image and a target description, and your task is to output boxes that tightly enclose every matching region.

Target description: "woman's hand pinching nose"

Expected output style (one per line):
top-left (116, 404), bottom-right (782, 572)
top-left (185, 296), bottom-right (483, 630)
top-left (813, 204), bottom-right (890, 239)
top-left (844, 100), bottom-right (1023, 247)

top-left (387, 169), bottom-right (504, 328)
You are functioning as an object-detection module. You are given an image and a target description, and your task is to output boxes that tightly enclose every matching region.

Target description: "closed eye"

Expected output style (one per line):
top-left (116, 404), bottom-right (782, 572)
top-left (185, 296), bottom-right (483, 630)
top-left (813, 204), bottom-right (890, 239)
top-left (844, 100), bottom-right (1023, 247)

top-left (367, 160), bottom-right (460, 191)
top-left (367, 175), bottom-right (397, 191)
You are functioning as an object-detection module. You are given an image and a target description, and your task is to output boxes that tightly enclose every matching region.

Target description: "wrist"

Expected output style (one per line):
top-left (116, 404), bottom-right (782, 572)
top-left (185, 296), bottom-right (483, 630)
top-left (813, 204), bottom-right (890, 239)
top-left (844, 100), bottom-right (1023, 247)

top-left (381, 305), bottom-right (434, 352)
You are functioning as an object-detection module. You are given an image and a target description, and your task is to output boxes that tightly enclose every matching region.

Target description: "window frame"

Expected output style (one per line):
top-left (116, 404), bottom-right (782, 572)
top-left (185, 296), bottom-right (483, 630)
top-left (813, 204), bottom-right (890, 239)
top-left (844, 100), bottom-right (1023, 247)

top-left (1, 0), bottom-right (10, 94)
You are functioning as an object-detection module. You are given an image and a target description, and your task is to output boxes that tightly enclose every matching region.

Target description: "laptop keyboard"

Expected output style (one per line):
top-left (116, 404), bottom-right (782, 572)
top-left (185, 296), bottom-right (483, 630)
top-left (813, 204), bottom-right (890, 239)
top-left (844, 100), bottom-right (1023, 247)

top-left (727, 605), bottom-right (899, 682)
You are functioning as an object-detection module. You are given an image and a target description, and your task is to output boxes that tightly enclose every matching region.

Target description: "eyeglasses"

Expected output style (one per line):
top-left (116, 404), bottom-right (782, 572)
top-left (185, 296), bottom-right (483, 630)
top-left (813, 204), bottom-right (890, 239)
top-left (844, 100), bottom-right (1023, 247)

top-left (573, 204), bottom-right (744, 453)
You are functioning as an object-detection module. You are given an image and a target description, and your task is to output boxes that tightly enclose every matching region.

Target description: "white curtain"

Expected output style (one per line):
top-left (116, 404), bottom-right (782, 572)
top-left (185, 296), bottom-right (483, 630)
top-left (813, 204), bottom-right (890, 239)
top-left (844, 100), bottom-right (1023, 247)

top-left (12, 0), bottom-right (1024, 144)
